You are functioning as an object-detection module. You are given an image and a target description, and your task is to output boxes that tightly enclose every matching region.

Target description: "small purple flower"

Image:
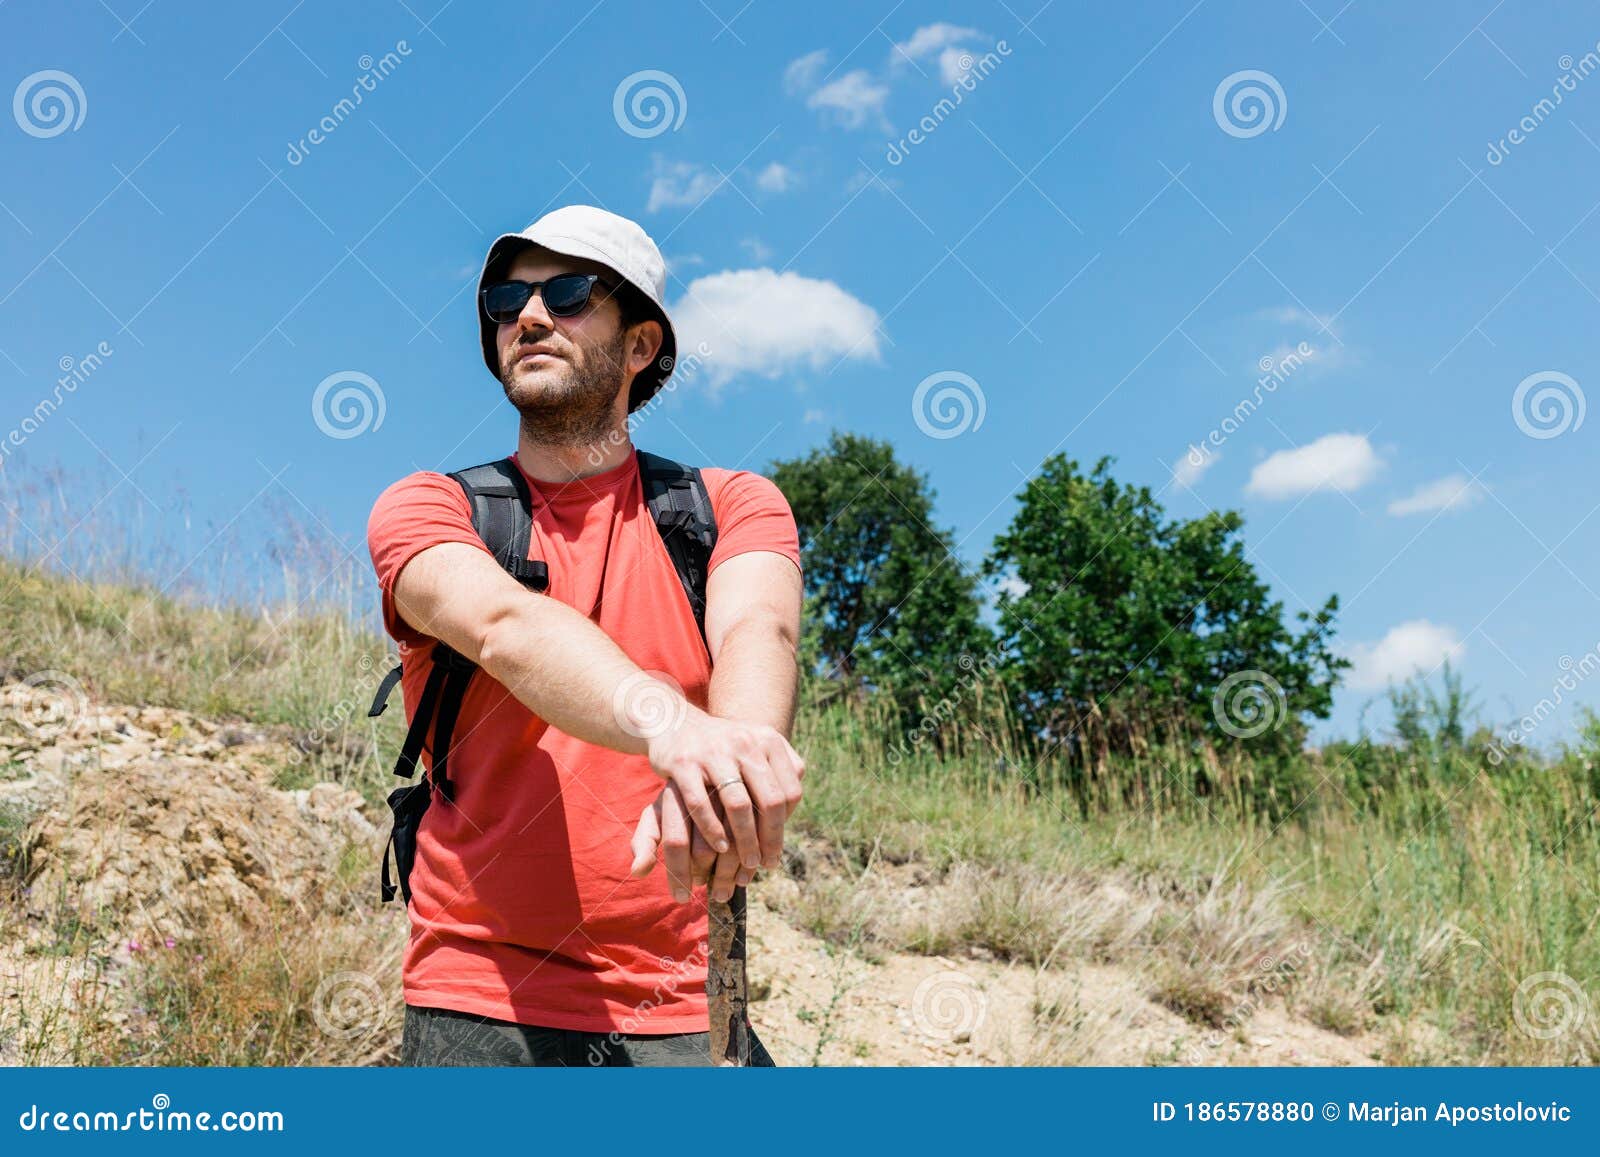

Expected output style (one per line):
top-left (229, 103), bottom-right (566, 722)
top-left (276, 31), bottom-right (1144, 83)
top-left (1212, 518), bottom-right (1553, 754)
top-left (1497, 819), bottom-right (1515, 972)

top-left (128, 940), bottom-right (142, 953)
top-left (163, 937), bottom-right (176, 949)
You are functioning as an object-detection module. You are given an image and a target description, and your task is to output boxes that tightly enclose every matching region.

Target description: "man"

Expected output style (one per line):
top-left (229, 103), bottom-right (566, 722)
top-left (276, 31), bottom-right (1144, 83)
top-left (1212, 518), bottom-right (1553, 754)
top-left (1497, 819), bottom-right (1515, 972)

top-left (366, 205), bottom-right (805, 1066)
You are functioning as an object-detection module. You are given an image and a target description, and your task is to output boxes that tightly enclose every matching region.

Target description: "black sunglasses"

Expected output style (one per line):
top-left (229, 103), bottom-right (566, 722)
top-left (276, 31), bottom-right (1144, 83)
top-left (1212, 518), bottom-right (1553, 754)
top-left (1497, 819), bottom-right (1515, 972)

top-left (480, 273), bottom-right (615, 324)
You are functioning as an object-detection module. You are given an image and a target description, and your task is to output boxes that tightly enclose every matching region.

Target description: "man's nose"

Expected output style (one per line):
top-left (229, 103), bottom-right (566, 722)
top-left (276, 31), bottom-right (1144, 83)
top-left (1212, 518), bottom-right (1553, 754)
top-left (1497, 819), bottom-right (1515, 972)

top-left (515, 290), bottom-right (555, 332)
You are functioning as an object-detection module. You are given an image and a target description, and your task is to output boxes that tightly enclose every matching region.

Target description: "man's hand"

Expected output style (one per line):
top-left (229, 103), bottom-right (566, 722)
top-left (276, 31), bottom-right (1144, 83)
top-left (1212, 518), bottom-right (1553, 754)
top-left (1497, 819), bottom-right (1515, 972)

top-left (627, 708), bottom-right (806, 902)
top-left (629, 783), bottom-right (761, 902)
top-left (641, 705), bottom-right (804, 877)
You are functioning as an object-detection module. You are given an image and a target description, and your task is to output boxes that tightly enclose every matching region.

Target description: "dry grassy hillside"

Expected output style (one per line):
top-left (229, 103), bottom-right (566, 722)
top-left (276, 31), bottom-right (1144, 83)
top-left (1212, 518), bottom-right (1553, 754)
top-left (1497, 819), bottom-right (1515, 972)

top-left (1, 557), bottom-right (1595, 1066)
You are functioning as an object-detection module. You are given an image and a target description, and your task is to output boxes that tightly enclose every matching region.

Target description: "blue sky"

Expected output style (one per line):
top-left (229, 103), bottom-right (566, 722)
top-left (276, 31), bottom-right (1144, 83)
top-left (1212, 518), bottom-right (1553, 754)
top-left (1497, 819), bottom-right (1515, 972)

top-left (3, 0), bottom-right (1599, 745)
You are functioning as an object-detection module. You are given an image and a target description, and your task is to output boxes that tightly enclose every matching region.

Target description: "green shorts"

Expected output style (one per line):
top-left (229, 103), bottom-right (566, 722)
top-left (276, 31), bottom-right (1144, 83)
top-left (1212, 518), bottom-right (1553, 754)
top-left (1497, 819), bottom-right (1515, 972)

top-left (401, 1004), bottom-right (777, 1067)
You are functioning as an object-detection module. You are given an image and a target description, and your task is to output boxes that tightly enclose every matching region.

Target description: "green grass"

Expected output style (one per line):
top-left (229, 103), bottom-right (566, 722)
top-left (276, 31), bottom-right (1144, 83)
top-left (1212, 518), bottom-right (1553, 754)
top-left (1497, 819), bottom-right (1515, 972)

top-left (3, 550), bottom-right (1598, 1065)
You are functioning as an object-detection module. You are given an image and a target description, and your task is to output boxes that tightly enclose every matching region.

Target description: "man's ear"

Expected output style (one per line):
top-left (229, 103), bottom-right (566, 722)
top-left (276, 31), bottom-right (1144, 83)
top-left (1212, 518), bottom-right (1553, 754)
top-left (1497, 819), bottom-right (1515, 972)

top-left (625, 318), bottom-right (664, 378)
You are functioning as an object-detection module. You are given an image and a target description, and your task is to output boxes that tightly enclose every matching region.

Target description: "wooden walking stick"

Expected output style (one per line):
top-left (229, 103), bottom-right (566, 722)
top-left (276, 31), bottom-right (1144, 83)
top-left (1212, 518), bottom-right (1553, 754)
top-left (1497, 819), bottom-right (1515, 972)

top-left (706, 888), bottom-right (750, 1065)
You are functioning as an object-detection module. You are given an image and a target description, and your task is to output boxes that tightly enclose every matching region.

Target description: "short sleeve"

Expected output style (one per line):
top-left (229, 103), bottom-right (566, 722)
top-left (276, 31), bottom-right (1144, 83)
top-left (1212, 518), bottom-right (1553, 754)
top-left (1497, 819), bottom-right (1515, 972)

top-left (367, 471), bottom-right (491, 647)
top-left (702, 469), bottom-right (801, 577)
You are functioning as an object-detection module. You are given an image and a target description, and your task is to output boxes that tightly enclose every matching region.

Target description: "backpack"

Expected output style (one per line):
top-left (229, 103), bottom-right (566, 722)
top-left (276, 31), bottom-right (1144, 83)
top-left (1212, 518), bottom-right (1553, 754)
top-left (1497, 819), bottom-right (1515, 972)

top-left (365, 449), bottom-right (719, 905)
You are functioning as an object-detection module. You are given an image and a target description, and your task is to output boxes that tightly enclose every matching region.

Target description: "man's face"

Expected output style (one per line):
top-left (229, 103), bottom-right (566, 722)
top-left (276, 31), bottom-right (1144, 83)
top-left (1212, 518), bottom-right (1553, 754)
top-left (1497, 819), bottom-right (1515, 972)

top-left (493, 249), bottom-right (657, 442)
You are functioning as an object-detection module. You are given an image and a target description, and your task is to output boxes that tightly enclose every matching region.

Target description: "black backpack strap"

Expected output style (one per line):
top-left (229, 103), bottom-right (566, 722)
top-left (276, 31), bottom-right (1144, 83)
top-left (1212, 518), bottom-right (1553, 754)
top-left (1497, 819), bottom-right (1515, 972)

top-left (367, 663), bottom-right (404, 717)
top-left (394, 654), bottom-right (454, 781)
top-left (637, 449), bottom-right (719, 642)
top-left (373, 457), bottom-right (550, 902)
top-left (449, 458), bottom-right (550, 590)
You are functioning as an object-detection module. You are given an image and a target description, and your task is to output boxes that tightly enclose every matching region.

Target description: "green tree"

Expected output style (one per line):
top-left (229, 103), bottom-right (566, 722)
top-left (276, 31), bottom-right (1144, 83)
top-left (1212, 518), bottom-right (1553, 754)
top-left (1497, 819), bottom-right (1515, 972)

top-left (984, 455), bottom-right (1346, 761)
top-left (769, 432), bottom-right (992, 731)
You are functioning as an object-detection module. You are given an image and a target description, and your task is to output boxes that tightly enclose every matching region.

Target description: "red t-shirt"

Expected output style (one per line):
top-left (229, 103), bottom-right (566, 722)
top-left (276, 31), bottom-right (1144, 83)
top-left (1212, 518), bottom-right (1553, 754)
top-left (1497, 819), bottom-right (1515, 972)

top-left (366, 449), bottom-right (800, 1032)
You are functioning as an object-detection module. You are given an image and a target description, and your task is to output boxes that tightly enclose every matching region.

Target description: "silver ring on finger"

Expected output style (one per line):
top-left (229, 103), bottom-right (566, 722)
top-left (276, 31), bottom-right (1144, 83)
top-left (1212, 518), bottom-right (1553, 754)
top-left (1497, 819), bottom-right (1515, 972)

top-left (713, 775), bottom-right (742, 792)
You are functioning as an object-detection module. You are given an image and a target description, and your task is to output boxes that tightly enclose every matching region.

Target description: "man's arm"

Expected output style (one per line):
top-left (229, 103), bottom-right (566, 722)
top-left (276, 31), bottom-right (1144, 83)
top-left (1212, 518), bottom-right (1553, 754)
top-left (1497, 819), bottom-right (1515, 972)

top-left (392, 540), bottom-right (802, 866)
top-left (629, 550), bottom-right (805, 901)
top-left (704, 550), bottom-right (803, 733)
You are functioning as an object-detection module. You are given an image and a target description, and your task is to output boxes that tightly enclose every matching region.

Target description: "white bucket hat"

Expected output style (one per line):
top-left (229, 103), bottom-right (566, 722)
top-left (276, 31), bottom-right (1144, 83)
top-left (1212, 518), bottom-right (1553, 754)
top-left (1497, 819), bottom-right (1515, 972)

top-left (476, 204), bottom-right (677, 413)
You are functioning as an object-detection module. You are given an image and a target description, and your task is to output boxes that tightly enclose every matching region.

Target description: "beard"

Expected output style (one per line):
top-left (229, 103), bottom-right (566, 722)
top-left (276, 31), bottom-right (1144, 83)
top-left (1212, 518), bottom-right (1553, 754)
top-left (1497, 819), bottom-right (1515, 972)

top-left (499, 328), bottom-right (629, 448)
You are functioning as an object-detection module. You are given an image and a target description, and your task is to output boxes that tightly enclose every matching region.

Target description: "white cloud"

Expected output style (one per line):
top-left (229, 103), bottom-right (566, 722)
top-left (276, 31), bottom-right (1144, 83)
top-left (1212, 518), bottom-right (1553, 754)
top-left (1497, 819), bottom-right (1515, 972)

top-left (807, 70), bottom-right (889, 130)
top-left (845, 169), bottom-right (899, 195)
top-left (802, 408), bottom-right (827, 424)
top-left (1345, 620), bottom-right (1465, 691)
top-left (784, 49), bottom-right (828, 94)
top-left (672, 268), bottom-right (881, 389)
top-left (1254, 304), bottom-right (1338, 335)
top-left (647, 159), bottom-right (721, 213)
top-left (1173, 446), bottom-right (1219, 487)
top-left (739, 237), bottom-right (774, 261)
top-left (666, 252), bottom-right (704, 270)
top-left (754, 161), bottom-right (795, 193)
top-left (996, 573), bottom-right (1029, 600)
top-left (1387, 473), bottom-right (1485, 517)
top-left (1246, 433), bottom-right (1382, 499)
top-left (893, 23), bottom-right (982, 65)
top-left (1250, 306), bottom-right (1346, 374)
top-left (937, 47), bottom-right (977, 84)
